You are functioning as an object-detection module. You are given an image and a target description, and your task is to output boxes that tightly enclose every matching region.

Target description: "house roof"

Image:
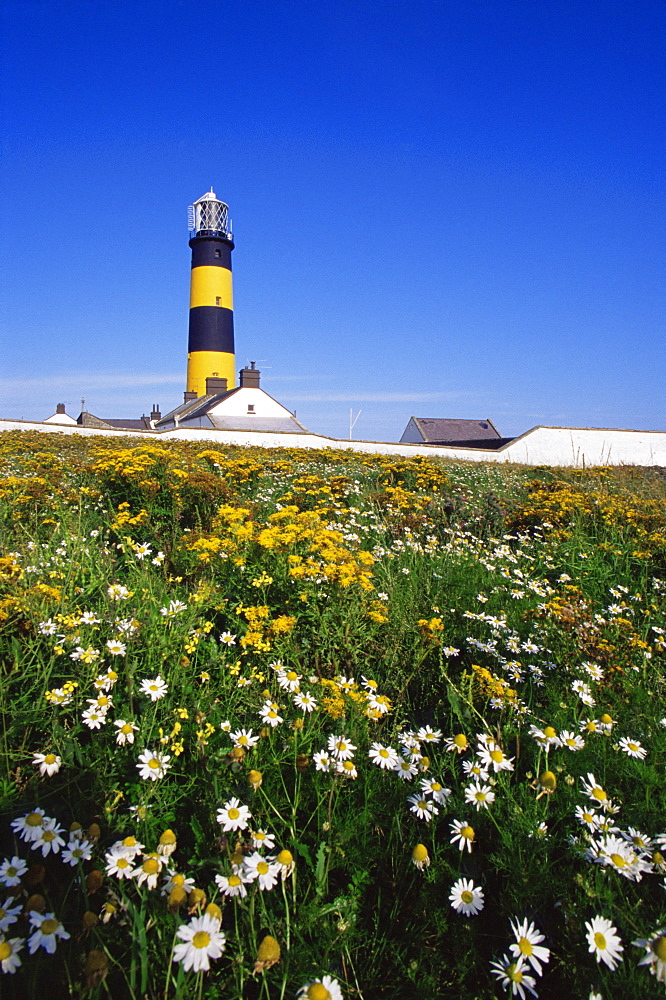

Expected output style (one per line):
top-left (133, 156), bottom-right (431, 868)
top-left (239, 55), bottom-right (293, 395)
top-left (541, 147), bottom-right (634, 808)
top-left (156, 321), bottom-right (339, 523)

top-left (156, 387), bottom-right (309, 434)
top-left (409, 418), bottom-right (502, 442)
top-left (77, 412), bottom-right (152, 430)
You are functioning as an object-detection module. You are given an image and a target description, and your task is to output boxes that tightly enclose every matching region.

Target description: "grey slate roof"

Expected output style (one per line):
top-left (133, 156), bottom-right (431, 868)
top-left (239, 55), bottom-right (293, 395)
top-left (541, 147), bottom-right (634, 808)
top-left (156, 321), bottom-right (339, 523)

top-left (404, 417), bottom-right (502, 443)
top-left (77, 412), bottom-right (152, 430)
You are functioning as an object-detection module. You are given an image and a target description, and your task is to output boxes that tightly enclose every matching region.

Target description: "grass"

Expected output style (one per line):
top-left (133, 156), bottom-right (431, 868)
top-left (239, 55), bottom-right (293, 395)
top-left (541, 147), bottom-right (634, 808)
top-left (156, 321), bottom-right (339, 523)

top-left (0, 431), bottom-right (665, 998)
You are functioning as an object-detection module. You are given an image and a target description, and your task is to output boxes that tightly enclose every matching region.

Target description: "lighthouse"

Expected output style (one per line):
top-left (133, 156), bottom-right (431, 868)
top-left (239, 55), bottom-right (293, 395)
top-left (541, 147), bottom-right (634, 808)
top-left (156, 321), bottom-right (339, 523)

top-left (186, 189), bottom-right (236, 395)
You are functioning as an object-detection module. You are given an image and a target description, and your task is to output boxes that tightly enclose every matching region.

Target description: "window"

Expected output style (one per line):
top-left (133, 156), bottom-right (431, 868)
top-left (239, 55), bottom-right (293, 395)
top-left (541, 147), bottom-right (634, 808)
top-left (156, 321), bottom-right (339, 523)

top-left (214, 249), bottom-right (221, 258)
top-left (216, 297), bottom-right (221, 306)
top-left (247, 404), bottom-right (255, 413)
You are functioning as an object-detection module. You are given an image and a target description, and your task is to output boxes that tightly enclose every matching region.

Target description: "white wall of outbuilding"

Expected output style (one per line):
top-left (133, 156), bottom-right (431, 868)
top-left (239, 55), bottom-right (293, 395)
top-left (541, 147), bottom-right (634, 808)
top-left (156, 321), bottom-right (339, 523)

top-left (1, 419), bottom-right (665, 467)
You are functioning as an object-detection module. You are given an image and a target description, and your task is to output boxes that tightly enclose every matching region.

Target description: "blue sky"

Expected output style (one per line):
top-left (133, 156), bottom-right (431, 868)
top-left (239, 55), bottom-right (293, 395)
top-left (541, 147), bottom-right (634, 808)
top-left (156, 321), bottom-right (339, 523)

top-left (1, 0), bottom-right (664, 441)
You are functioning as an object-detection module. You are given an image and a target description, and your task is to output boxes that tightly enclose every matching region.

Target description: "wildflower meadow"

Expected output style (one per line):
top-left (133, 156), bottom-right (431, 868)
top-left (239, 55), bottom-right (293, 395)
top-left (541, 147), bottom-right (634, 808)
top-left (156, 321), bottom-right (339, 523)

top-left (0, 429), bottom-right (665, 999)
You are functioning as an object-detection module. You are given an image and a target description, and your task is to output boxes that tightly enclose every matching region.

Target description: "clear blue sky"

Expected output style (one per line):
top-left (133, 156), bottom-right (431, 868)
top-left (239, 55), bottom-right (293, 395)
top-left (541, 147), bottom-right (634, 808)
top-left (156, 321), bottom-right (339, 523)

top-left (1, 0), bottom-right (664, 441)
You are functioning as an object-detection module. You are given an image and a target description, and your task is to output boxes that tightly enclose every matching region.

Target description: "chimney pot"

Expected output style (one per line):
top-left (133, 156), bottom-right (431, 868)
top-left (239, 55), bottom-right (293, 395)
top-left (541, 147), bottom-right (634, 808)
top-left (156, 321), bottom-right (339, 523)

top-left (56, 403), bottom-right (66, 414)
top-left (151, 404), bottom-right (161, 420)
top-left (239, 366), bottom-right (261, 389)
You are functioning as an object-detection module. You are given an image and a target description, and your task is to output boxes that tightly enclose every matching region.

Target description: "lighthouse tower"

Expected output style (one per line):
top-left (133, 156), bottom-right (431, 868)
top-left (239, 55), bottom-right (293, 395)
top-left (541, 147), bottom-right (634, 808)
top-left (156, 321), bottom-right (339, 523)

top-left (186, 189), bottom-right (235, 395)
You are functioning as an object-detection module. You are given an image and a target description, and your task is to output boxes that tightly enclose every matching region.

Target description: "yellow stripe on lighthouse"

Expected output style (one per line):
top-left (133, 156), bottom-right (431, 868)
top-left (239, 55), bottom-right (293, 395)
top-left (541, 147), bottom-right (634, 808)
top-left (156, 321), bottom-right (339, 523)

top-left (189, 266), bottom-right (234, 310)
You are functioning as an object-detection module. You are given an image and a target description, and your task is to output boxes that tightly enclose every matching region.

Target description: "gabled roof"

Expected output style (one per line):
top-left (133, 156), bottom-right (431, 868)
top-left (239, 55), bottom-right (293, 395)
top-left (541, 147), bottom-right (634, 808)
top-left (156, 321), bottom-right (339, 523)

top-left (156, 386), bottom-right (309, 434)
top-left (77, 412), bottom-right (152, 430)
top-left (407, 417), bottom-right (502, 443)
top-left (156, 390), bottom-right (235, 426)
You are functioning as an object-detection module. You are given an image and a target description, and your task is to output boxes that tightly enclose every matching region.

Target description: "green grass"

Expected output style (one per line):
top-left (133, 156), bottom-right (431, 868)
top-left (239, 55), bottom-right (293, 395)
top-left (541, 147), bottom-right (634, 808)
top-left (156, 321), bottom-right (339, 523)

top-left (0, 432), bottom-right (665, 998)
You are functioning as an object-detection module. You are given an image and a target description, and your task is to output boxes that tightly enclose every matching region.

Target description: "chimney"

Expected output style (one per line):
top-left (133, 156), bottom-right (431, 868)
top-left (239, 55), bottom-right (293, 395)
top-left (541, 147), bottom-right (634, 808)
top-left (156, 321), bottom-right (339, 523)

top-left (239, 362), bottom-right (260, 389)
top-left (205, 376), bottom-right (228, 395)
top-left (56, 403), bottom-right (66, 414)
top-left (184, 391), bottom-right (197, 403)
top-left (151, 404), bottom-right (161, 421)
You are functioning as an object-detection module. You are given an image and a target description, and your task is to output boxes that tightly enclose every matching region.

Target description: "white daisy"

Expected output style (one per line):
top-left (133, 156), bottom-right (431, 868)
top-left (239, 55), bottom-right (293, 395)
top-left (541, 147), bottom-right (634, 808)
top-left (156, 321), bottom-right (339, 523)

top-left (214, 872), bottom-right (248, 898)
top-left (106, 639), bottom-right (127, 656)
top-left (242, 852), bottom-right (280, 891)
top-left (27, 911), bottom-right (70, 954)
top-left (461, 759), bottom-right (490, 781)
top-left (618, 737), bottom-right (647, 759)
top-left (216, 798), bottom-right (251, 833)
top-left (110, 835), bottom-right (144, 859)
top-left (160, 600), bottom-right (187, 618)
top-left (133, 854), bottom-right (164, 889)
top-left (489, 954), bottom-right (537, 999)
top-left (478, 740), bottom-right (514, 773)
top-left (449, 878), bottom-right (484, 916)
top-left (464, 782), bottom-right (496, 811)
top-left (527, 725), bottom-right (561, 750)
top-left (32, 752), bottom-right (61, 777)
top-left (622, 827), bottom-right (653, 855)
top-left (136, 750), bottom-right (171, 781)
top-left (250, 830), bottom-right (276, 851)
top-left (443, 733), bottom-right (469, 754)
top-left (277, 668), bottom-right (301, 692)
top-left (368, 743), bottom-right (399, 770)
top-left (229, 728), bottom-right (260, 750)
top-left (81, 706), bottom-right (107, 729)
top-left (450, 819), bottom-right (475, 853)
top-left (313, 751), bottom-right (334, 772)
top-left (633, 928), bottom-right (666, 982)
top-left (420, 777), bottom-right (451, 804)
top-left (294, 691), bottom-right (317, 712)
top-left (161, 871), bottom-right (196, 896)
top-left (61, 839), bottom-right (93, 867)
top-left (0, 898), bottom-right (22, 933)
top-left (393, 757), bottom-right (418, 780)
top-left (296, 975), bottom-right (343, 1000)
top-left (416, 726), bottom-right (442, 744)
top-left (0, 856), bottom-right (28, 886)
top-left (104, 850), bottom-right (135, 880)
top-left (580, 773), bottom-right (613, 811)
top-left (31, 821), bottom-right (66, 857)
top-left (586, 915), bottom-right (623, 970)
top-left (407, 795), bottom-right (438, 822)
top-left (560, 731), bottom-right (585, 751)
top-left (509, 917), bottom-right (550, 976)
top-left (259, 702), bottom-right (283, 727)
top-left (114, 719), bottom-right (138, 745)
top-left (0, 935), bottom-right (23, 973)
top-left (139, 676), bottom-right (168, 701)
top-left (328, 735), bottom-right (356, 761)
top-left (172, 913), bottom-right (226, 972)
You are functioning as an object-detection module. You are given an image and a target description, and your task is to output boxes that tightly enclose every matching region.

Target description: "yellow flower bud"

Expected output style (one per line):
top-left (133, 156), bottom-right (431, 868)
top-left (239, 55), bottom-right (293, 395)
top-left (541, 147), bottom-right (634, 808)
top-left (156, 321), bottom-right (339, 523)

top-left (86, 870), bottom-right (104, 894)
top-left (158, 829), bottom-right (177, 857)
top-left (188, 887), bottom-right (206, 912)
top-left (167, 886), bottom-right (187, 913)
top-left (254, 935), bottom-right (281, 973)
top-left (411, 843), bottom-right (430, 870)
top-left (205, 902), bottom-right (222, 924)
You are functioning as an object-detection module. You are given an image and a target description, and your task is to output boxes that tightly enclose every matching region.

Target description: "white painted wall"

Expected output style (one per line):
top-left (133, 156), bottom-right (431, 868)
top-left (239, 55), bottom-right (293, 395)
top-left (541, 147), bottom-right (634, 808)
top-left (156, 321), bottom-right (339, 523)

top-left (0, 419), bottom-right (664, 467)
top-left (43, 412), bottom-right (78, 425)
top-left (209, 387), bottom-right (293, 419)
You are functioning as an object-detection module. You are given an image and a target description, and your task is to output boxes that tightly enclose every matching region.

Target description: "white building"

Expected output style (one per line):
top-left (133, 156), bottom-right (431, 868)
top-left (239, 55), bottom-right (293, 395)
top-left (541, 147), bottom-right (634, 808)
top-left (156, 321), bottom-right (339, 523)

top-left (156, 365), bottom-right (308, 434)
